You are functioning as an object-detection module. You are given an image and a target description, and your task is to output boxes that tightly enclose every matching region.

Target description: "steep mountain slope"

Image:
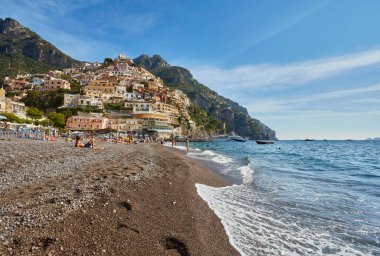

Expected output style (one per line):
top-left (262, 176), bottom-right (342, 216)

top-left (134, 55), bottom-right (276, 140)
top-left (0, 18), bottom-right (81, 79)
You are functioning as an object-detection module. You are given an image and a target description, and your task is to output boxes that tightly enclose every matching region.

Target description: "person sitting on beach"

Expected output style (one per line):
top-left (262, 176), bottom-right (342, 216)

top-left (84, 136), bottom-right (97, 148)
top-left (75, 136), bottom-right (85, 148)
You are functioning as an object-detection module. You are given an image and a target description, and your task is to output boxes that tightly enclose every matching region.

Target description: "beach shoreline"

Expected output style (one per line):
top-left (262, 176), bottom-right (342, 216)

top-left (0, 139), bottom-right (239, 255)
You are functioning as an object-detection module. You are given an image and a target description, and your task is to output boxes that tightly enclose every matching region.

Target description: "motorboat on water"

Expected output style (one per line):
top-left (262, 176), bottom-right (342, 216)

top-left (255, 140), bottom-right (274, 144)
top-left (227, 132), bottom-right (249, 142)
top-left (255, 132), bottom-right (274, 144)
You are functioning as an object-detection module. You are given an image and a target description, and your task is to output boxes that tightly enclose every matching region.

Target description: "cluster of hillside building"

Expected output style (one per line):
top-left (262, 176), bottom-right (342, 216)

top-left (0, 54), bottom-right (194, 138)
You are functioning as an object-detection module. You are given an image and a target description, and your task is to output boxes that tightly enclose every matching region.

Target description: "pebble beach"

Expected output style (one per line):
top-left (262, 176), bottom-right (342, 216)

top-left (0, 139), bottom-right (239, 255)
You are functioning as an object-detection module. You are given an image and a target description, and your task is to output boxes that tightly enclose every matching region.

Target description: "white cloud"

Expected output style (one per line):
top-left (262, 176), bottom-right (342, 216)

top-left (245, 83), bottom-right (380, 114)
top-left (190, 48), bottom-right (380, 92)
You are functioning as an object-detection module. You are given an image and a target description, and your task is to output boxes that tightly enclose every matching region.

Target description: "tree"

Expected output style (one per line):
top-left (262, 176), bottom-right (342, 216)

top-left (56, 107), bottom-right (78, 119)
top-left (1, 112), bottom-right (21, 123)
top-left (26, 107), bottom-right (44, 121)
top-left (23, 90), bottom-right (65, 111)
top-left (68, 80), bottom-right (81, 94)
top-left (103, 58), bottom-right (113, 66)
top-left (38, 119), bottom-right (53, 127)
top-left (47, 112), bottom-right (66, 128)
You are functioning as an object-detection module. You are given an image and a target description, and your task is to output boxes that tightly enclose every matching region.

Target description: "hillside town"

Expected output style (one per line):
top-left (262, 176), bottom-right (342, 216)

top-left (0, 54), bottom-right (195, 140)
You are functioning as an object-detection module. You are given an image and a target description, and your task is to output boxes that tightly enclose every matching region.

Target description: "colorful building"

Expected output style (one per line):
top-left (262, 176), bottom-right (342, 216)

top-left (43, 78), bottom-right (70, 91)
top-left (65, 113), bottom-right (109, 131)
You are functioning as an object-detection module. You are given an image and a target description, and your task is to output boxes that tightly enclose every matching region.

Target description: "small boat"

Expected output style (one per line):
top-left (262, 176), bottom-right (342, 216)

top-left (255, 140), bottom-right (274, 144)
top-left (255, 132), bottom-right (274, 144)
top-left (227, 132), bottom-right (249, 142)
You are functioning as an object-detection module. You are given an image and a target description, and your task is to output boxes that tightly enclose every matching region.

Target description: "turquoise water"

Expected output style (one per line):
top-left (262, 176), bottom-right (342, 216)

top-left (186, 140), bottom-right (380, 255)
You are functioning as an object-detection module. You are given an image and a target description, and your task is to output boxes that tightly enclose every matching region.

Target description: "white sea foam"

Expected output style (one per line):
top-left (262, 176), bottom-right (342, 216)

top-left (239, 165), bottom-right (254, 184)
top-left (195, 149), bottom-right (217, 156)
top-left (163, 143), bottom-right (201, 152)
top-left (187, 149), bottom-right (232, 163)
top-left (211, 154), bottom-right (233, 164)
top-left (187, 149), bottom-right (246, 180)
top-left (195, 183), bottom-right (365, 256)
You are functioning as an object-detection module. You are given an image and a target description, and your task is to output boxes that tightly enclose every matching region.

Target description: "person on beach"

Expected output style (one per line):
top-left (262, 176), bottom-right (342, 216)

top-left (172, 138), bottom-right (175, 148)
top-left (75, 136), bottom-right (85, 148)
top-left (160, 138), bottom-right (164, 145)
top-left (84, 136), bottom-right (97, 148)
top-left (186, 138), bottom-right (189, 151)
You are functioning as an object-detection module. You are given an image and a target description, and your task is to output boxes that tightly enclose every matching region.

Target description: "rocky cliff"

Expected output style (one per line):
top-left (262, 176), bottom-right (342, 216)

top-left (0, 18), bottom-right (81, 79)
top-left (134, 55), bottom-right (277, 140)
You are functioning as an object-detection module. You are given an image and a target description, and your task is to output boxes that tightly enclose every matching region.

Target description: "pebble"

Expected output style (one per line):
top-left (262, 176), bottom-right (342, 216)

top-left (0, 141), bottom-right (158, 249)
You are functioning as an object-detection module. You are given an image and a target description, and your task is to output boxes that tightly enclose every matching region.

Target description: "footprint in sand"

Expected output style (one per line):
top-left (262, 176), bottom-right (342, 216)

top-left (116, 222), bottom-right (140, 234)
top-left (39, 237), bottom-right (56, 249)
top-left (118, 201), bottom-right (132, 211)
top-left (161, 237), bottom-right (189, 256)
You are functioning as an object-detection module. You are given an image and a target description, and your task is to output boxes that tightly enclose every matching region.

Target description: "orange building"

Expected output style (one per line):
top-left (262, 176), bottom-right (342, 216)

top-left (86, 80), bottom-right (116, 94)
top-left (65, 114), bottom-right (109, 131)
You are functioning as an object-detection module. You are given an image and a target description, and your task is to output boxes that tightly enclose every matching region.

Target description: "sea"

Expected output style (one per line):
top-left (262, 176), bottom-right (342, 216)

top-left (172, 140), bottom-right (380, 256)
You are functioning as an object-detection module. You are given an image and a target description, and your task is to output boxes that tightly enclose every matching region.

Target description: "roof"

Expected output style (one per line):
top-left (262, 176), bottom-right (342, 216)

top-left (0, 115), bottom-right (7, 120)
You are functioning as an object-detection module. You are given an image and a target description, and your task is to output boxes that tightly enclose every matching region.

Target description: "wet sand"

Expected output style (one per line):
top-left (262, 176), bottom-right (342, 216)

top-left (0, 139), bottom-right (239, 255)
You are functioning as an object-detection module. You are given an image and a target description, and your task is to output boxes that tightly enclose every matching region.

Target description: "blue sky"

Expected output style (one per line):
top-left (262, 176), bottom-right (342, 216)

top-left (1, 0), bottom-right (380, 139)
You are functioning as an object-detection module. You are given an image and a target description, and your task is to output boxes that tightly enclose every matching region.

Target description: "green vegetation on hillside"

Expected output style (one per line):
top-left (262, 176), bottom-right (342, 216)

top-left (187, 105), bottom-right (222, 132)
top-left (0, 53), bottom-right (56, 80)
top-left (0, 112), bottom-right (32, 124)
top-left (26, 107), bottom-right (44, 121)
top-left (22, 90), bottom-right (65, 111)
top-left (0, 18), bottom-right (81, 81)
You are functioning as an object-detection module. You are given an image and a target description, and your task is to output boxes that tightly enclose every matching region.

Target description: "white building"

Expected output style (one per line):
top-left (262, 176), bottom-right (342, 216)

top-left (77, 96), bottom-right (103, 109)
top-left (125, 102), bottom-right (154, 112)
top-left (125, 92), bottom-right (143, 101)
top-left (0, 87), bottom-right (27, 118)
top-left (32, 77), bottom-right (45, 86)
top-left (62, 94), bottom-right (103, 109)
